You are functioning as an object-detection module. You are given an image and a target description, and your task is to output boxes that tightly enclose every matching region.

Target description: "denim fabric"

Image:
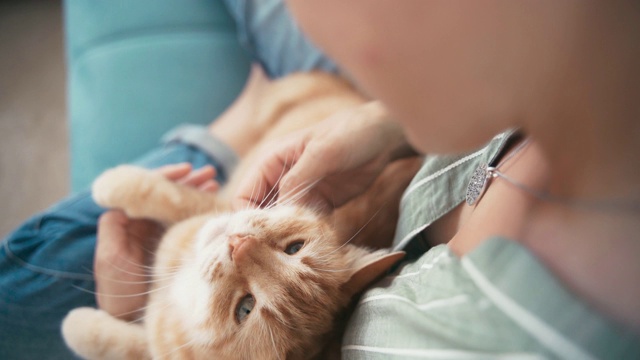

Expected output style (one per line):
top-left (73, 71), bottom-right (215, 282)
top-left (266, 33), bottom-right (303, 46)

top-left (0, 143), bottom-right (224, 359)
top-left (222, 0), bottom-right (340, 78)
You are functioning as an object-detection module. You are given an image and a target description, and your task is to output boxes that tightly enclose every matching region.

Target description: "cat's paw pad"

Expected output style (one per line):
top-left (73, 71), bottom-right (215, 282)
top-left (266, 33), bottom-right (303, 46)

top-left (92, 165), bottom-right (159, 210)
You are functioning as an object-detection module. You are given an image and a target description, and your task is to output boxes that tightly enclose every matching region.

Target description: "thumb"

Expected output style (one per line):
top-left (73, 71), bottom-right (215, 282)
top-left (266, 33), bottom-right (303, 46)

top-left (233, 134), bottom-right (311, 210)
top-left (279, 144), bottom-right (338, 208)
top-left (97, 210), bottom-right (130, 252)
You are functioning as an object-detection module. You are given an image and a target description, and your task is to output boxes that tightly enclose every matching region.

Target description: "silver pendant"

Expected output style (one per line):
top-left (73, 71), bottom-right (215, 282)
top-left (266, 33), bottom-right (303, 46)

top-left (466, 163), bottom-right (492, 206)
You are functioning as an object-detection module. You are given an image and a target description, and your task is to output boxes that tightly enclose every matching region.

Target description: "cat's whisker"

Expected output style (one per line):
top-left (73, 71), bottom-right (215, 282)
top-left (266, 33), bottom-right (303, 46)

top-left (269, 309), bottom-right (296, 331)
top-left (125, 300), bottom-right (174, 325)
top-left (92, 272), bottom-right (176, 285)
top-left (326, 207), bottom-right (385, 259)
top-left (115, 261), bottom-right (156, 272)
top-left (246, 172), bottom-right (260, 211)
top-left (274, 178), bottom-right (320, 209)
top-left (304, 254), bottom-right (348, 268)
top-left (280, 180), bottom-right (316, 205)
top-left (157, 335), bottom-right (200, 359)
top-left (123, 232), bottom-right (165, 254)
top-left (263, 322), bottom-right (280, 360)
top-left (94, 240), bottom-right (166, 273)
top-left (81, 260), bottom-right (149, 279)
top-left (139, 242), bottom-right (163, 258)
top-left (259, 151), bottom-right (291, 210)
top-left (311, 251), bottom-right (354, 265)
top-left (144, 268), bottom-right (182, 280)
top-left (110, 302), bottom-right (159, 323)
top-left (151, 266), bottom-right (183, 275)
top-left (258, 180), bottom-right (272, 209)
top-left (308, 267), bottom-right (354, 273)
top-left (79, 261), bottom-right (181, 287)
top-left (101, 259), bottom-right (154, 278)
top-left (265, 154), bottom-right (316, 209)
top-left (264, 187), bottom-right (282, 210)
top-left (70, 282), bottom-right (175, 299)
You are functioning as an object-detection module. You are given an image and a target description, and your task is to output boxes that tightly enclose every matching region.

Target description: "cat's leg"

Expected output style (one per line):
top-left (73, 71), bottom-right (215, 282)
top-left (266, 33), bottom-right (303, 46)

top-left (93, 165), bottom-right (227, 224)
top-left (62, 307), bottom-right (150, 360)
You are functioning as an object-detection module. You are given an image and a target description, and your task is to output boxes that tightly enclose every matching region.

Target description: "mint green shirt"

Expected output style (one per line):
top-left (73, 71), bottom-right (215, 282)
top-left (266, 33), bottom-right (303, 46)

top-left (343, 132), bottom-right (639, 359)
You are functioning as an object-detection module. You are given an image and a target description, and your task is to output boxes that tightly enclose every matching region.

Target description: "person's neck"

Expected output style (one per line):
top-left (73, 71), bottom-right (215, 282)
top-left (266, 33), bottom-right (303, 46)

top-left (531, 114), bottom-right (640, 209)
top-left (519, 40), bottom-right (640, 333)
top-left (525, 13), bottom-right (640, 210)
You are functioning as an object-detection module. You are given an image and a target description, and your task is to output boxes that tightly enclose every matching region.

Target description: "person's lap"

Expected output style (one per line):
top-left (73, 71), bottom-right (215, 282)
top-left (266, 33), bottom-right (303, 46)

top-left (0, 143), bottom-right (224, 359)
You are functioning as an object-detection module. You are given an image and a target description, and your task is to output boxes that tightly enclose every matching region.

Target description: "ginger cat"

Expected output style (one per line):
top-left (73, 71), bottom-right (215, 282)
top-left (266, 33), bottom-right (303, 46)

top-left (62, 72), bottom-right (420, 359)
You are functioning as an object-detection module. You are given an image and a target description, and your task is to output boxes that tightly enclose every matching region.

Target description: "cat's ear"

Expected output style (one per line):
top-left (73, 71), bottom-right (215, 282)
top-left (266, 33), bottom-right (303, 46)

top-left (341, 250), bottom-right (405, 298)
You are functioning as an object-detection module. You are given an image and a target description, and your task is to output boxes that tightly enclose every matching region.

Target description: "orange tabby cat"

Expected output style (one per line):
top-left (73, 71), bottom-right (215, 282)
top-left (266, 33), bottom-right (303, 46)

top-left (62, 72), bottom-right (420, 359)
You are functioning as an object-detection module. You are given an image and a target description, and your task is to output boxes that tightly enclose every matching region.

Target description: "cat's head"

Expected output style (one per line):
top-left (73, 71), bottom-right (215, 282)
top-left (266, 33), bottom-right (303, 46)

top-left (160, 204), bottom-right (403, 359)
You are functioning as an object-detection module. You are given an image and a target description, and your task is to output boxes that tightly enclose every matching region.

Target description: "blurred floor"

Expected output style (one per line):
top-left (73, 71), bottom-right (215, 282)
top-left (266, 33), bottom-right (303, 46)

top-left (0, 0), bottom-right (68, 237)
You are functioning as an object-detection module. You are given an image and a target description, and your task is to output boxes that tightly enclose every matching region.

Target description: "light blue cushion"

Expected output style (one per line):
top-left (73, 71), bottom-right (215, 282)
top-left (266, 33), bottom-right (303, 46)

top-left (64, 0), bottom-right (251, 191)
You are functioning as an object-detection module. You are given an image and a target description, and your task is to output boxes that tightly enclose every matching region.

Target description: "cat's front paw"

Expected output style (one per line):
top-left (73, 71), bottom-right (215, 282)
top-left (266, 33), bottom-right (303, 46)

top-left (92, 165), bottom-right (160, 213)
top-left (61, 307), bottom-right (112, 359)
top-left (62, 307), bottom-right (150, 360)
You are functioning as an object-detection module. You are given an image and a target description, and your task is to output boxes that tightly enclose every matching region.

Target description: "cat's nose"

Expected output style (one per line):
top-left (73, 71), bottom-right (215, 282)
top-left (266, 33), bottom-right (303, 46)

top-left (228, 235), bottom-right (255, 263)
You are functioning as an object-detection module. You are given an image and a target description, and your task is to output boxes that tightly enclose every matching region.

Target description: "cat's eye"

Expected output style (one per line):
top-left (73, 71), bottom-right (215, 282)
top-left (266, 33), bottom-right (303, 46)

top-left (235, 294), bottom-right (255, 324)
top-left (284, 241), bottom-right (304, 255)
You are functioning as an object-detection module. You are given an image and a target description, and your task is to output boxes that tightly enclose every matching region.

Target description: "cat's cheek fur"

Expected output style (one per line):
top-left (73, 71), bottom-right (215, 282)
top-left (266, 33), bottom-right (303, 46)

top-left (170, 266), bottom-right (214, 332)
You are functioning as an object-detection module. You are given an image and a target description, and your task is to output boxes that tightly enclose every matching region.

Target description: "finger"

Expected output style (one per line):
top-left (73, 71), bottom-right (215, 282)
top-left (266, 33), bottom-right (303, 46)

top-left (177, 165), bottom-right (217, 187)
top-left (233, 197), bottom-right (253, 211)
top-left (126, 218), bottom-right (165, 251)
top-left (233, 145), bottom-right (299, 210)
top-left (199, 180), bottom-right (220, 192)
top-left (279, 143), bottom-right (338, 206)
top-left (96, 210), bottom-right (129, 254)
top-left (232, 129), bottom-right (316, 210)
top-left (157, 163), bottom-right (192, 180)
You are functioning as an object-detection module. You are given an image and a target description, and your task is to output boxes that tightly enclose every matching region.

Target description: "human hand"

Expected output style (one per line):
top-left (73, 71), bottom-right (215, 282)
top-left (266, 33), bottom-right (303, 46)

top-left (234, 101), bottom-right (416, 212)
top-left (94, 163), bottom-right (218, 320)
